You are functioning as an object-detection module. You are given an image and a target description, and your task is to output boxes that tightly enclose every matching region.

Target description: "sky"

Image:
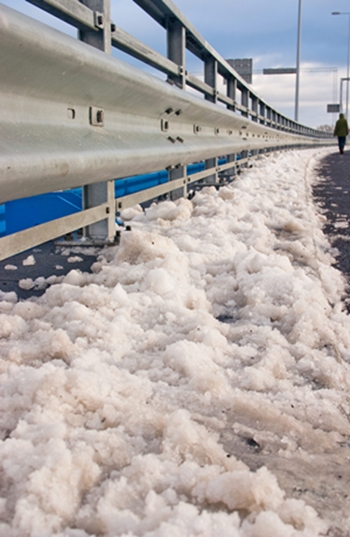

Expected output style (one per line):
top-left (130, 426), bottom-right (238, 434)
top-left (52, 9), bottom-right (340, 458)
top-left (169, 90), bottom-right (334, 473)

top-left (1, 0), bottom-right (350, 128)
top-left (1, 146), bottom-right (350, 535)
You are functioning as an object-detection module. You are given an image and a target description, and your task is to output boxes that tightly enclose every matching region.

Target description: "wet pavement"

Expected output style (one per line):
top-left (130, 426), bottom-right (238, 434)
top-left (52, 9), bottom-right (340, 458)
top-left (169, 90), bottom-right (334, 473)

top-left (313, 149), bottom-right (350, 308)
top-left (0, 240), bottom-right (100, 300)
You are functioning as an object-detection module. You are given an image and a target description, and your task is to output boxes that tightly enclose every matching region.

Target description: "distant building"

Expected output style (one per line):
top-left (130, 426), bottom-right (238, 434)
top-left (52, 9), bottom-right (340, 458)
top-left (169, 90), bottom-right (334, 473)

top-left (226, 58), bottom-right (253, 84)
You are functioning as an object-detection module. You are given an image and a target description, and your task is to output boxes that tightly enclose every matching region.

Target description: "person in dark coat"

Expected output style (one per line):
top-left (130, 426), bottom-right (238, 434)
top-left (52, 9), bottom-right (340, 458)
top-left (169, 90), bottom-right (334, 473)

top-left (334, 113), bottom-right (349, 154)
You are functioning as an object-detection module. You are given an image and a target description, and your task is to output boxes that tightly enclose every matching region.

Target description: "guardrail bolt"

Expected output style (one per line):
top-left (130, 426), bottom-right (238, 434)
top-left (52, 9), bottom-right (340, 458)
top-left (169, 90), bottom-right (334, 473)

top-left (94, 12), bottom-right (104, 28)
top-left (161, 119), bottom-right (169, 132)
top-left (90, 107), bottom-right (104, 127)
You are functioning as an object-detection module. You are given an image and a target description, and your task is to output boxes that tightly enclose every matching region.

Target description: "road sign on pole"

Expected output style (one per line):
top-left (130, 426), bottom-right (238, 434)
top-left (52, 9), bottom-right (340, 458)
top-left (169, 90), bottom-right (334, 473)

top-left (263, 68), bottom-right (296, 75)
top-left (327, 104), bottom-right (340, 113)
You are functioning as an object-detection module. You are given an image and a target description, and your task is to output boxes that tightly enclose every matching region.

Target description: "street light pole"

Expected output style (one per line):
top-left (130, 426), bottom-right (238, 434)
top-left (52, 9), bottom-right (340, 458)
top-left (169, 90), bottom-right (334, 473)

top-left (295, 0), bottom-right (302, 122)
top-left (332, 11), bottom-right (350, 120)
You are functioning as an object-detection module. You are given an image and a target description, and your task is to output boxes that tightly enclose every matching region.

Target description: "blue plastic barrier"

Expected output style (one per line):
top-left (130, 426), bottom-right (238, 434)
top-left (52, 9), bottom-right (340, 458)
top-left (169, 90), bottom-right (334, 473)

top-left (0, 159), bottom-right (229, 237)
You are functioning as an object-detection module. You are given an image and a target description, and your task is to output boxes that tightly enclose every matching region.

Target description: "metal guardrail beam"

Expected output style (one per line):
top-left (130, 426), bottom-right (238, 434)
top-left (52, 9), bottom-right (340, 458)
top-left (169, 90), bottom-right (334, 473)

top-left (0, 156), bottom-right (253, 261)
top-left (27, 0), bottom-right (182, 77)
top-left (132, 0), bottom-right (289, 123)
top-left (131, 0), bottom-right (333, 139)
top-left (0, 3), bottom-right (331, 206)
top-left (24, 0), bottom-right (332, 139)
top-left (26, 0), bottom-right (97, 30)
top-left (0, 1), bottom-right (334, 261)
top-left (29, 0), bottom-right (294, 131)
top-left (112, 28), bottom-right (180, 76)
top-left (186, 73), bottom-right (216, 97)
top-left (115, 155), bottom-right (253, 211)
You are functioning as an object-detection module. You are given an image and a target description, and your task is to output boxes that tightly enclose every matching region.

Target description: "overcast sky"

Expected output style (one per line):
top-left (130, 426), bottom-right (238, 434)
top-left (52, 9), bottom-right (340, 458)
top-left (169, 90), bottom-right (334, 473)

top-left (2, 0), bottom-right (349, 127)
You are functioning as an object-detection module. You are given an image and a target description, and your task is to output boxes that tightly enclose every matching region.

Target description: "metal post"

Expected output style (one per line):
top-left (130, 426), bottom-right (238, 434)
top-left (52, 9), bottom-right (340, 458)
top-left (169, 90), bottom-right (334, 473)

top-left (227, 76), bottom-right (237, 112)
top-left (226, 76), bottom-right (236, 175)
top-left (225, 154), bottom-right (236, 178)
top-left (251, 95), bottom-right (258, 122)
top-left (259, 102), bottom-right (266, 125)
top-left (250, 95), bottom-right (258, 158)
top-left (340, 78), bottom-right (344, 113)
top-left (204, 55), bottom-right (218, 182)
top-left (295, 0), bottom-right (302, 122)
top-left (167, 18), bottom-right (186, 88)
top-left (241, 87), bottom-right (249, 117)
top-left (79, 0), bottom-right (115, 242)
top-left (266, 107), bottom-right (272, 126)
top-left (240, 88), bottom-right (249, 165)
top-left (203, 157), bottom-right (216, 185)
top-left (332, 12), bottom-right (350, 119)
top-left (347, 15), bottom-right (350, 119)
top-left (169, 165), bottom-right (186, 200)
top-left (166, 19), bottom-right (186, 197)
top-left (339, 77), bottom-right (350, 114)
top-left (204, 55), bottom-right (218, 103)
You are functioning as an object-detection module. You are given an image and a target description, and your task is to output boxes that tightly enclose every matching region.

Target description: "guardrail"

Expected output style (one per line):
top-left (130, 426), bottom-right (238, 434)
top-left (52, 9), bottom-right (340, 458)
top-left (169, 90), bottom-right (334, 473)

top-left (0, 0), bottom-right (333, 261)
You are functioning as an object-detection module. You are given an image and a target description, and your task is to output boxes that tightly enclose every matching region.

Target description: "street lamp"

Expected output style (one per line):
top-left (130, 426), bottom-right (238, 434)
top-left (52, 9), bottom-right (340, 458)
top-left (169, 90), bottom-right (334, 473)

top-left (295, 0), bottom-right (302, 122)
top-left (332, 11), bottom-right (350, 120)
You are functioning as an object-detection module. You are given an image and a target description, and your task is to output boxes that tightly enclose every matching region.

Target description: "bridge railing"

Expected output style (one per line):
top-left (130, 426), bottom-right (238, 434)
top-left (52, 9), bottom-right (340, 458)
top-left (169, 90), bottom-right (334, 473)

top-left (0, 0), bottom-right (333, 261)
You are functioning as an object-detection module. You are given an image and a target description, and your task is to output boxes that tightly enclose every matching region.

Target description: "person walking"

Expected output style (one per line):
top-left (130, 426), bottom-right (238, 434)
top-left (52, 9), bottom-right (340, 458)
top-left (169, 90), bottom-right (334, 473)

top-left (334, 113), bottom-right (349, 154)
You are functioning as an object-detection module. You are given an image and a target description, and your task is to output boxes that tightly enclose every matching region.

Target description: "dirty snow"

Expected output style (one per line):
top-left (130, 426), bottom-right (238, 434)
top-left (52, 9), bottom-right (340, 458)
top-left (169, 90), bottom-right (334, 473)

top-left (1, 147), bottom-right (350, 537)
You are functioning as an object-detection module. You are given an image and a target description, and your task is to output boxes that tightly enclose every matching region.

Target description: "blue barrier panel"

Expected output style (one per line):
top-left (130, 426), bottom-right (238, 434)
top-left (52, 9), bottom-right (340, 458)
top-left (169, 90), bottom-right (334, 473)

top-left (0, 204), bottom-right (6, 236)
top-left (0, 159), bottom-right (230, 237)
top-left (115, 170), bottom-right (169, 197)
top-left (2, 191), bottom-right (82, 236)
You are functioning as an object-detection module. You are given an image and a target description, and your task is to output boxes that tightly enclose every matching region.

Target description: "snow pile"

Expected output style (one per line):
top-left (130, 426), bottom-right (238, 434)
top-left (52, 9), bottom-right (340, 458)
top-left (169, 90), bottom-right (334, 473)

top-left (1, 148), bottom-right (350, 537)
top-left (22, 255), bottom-right (36, 267)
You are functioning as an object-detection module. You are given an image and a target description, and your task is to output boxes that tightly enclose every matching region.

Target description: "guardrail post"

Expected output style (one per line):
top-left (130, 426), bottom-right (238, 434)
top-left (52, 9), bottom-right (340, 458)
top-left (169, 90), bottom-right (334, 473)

top-left (252, 96), bottom-right (258, 122)
top-left (271, 110), bottom-right (276, 128)
top-left (169, 165), bottom-right (186, 200)
top-left (276, 113), bottom-right (281, 130)
top-left (167, 18), bottom-right (186, 88)
top-left (204, 55), bottom-right (218, 103)
top-left (259, 102), bottom-right (266, 125)
top-left (240, 88), bottom-right (250, 165)
top-left (204, 55), bottom-right (218, 182)
top-left (241, 87), bottom-right (249, 118)
top-left (266, 107), bottom-right (272, 126)
top-left (227, 76), bottom-right (237, 112)
top-left (79, 0), bottom-right (115, 242)
top-left (226, 154), bottom-right (236, 178)
top-left (226, 76), bottom-right (236, 176)
top-left (204, 157), bottom-right (218, 184)
top-left (166, 17), bottom-right (186, 196)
